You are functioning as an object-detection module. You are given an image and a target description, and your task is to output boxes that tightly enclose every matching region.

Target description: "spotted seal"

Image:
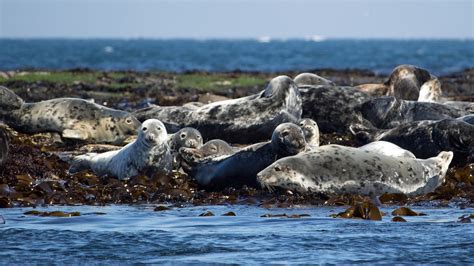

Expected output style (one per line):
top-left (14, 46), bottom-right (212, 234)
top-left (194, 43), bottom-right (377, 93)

top-left (257, 145), bottom-right (453, 196)
top-left (0, 126), bottom-right (8, 169)
top-left (133, 75), bottom-right (302, 143)
top-left (179, 139), bottom-right (237, 168)
top-left (418, 79), bottom-right (474, 114)
top-left (297, 84), bottom-right (371, 133)
top-left (298, 118), bottom-right (320, 149)
top-left (186, 123), bottom-right (306, 190)
top-left (351, 119), bottom-right (473, 165)
top-left (69, 119), bottom-right (172, 179)
top-left (357, 96), bottom-right (468, 129)
top-left (356, 64), bottom-right (433, 100)
top-left (0, 86), bottom-right (140, 144)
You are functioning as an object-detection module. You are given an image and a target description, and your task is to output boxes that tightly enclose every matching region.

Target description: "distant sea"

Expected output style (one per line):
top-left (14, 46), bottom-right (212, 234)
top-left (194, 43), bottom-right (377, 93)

top-left (0, 39), bottom-right (473, 75)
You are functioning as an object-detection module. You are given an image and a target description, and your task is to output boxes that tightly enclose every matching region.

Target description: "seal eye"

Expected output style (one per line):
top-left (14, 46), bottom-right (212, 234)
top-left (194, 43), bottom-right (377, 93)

top-left (180, 133), bottom-right (186, 139)
top-left (142, 127), bottom-right (148, 132)
top-left (197, 135), bottom-right (201, 139)
top-left (281, 131), bottom-right (289, 137)
top-left (126, 118), bottom-right (133, 124)
top-left (274, 165), bottom-right (281, 172)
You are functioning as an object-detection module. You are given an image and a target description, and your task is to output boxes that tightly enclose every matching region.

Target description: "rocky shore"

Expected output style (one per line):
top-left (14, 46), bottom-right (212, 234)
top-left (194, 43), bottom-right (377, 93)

top-left (0, 69), bottom-right (472, 209)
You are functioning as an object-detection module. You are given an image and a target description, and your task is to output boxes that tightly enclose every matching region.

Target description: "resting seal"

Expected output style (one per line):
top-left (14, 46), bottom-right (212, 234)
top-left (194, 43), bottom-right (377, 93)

top-left (357, 96), bottom-right (467, 129)
top-left (186, 123), bottom-right (306, 190)
top-left (418, 79), bottom-right (474, 114)
top-left (0, 86), bottom-right (140, 144)
top-left (298, 85), bottom-right (371, 133)
top-left (298, 118), bottom-right (320, 149)
top-left (356, 64), bottom-right (433, 100)
top-left (257, 145), bottom-right (453, 196)
top-left (69, 119), bottom-right (172, 179)
top-left (359, 141), bottom-right (416, 158)
top-left (133, 76), bottom-right (302, 143)
top-left (351, 119), bottom-right (473, 165)
top-left (179, 139), bottom-right (237, 168)
top-left (168, 127), bottom-right (203, 152)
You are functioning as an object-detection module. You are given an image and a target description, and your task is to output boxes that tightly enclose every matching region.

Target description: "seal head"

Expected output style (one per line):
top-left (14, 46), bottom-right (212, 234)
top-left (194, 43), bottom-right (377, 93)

top-left (0, 86), bottom-right (24, 112)
top-left (298, 118), bottom-right (320, 148)
top-left (271, 122), bottom-right (306, 156)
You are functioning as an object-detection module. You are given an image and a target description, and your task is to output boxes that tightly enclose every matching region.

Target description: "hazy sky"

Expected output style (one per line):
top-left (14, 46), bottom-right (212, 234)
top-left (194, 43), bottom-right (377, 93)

top-left (1, 0), bottom-right (473, 39)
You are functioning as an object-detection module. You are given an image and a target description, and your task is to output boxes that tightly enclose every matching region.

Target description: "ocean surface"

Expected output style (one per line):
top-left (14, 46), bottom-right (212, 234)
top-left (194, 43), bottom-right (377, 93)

top-left (0, 205), bottom-right (473, 264)
top-left (0, 39), bottom-right (473, 75)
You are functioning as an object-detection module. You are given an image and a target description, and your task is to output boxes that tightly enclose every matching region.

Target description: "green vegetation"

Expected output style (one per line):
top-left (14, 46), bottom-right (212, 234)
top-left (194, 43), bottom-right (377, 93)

top-left (0, 72), bottom-right (103, 84)
top-left (176, 74), bottom-right (267, 91)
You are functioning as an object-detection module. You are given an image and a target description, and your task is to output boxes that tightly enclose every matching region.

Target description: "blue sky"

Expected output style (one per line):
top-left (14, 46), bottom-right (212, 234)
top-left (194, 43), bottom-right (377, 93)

top-left (1, 0), bottom-right (472, 39)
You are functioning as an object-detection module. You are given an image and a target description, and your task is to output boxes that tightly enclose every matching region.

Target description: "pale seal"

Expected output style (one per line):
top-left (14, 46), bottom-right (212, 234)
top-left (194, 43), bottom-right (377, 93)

top-left (357, 96), bottom-right (467, 129)
top-left (293, 73), bottom-right (335, 87)
top-left (0, 86), bottom-right (141, 144)
top-left (69, 119), bottom-right (172, 179)
top-left (298, 84), bottom-right (371, 133)
top-left (257, 145), bottom-right (453, 196)
top-left (186, 123), bottom-right (306, 190)
top-left (133, 76), bottom-right (302, 143)
top-left (298, 118), bottom-right (319, 149)
top-left (357, 65), bottom-right (433, 100)
top-left (351, 119), bottom-right (473, 165)
top-left (359, 141), bottom-right (416, 158)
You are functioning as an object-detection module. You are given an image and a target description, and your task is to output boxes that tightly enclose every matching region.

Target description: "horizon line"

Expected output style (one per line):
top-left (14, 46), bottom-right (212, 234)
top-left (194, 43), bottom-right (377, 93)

top-left (1, 37), bottom-right (473, 41)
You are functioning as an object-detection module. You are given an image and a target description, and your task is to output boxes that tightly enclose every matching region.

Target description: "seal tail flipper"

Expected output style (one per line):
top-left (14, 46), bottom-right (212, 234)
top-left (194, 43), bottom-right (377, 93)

top-left (68, 153), bottom-right (96, 174)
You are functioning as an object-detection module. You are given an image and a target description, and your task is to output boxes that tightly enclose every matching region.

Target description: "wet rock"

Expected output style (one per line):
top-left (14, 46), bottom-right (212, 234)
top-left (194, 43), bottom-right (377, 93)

top-left (199, 211), bottom-right (215, 217)
top-left (0, 215), bottom-right (5, 224)
top-left (154, 205), bottom-right (170, 211)
top-left (379, 193), bottom-right (408, 205)
top-left (392, 216), bottom-right (407, 222)
top-left (391, 207), bottom-right (427, 216)
top-left (222, 211), bottom-right (236, 216)
top-left (333, 201), bottom-right (382, 221)
top-left (458, 215), bottom-right (472, 223)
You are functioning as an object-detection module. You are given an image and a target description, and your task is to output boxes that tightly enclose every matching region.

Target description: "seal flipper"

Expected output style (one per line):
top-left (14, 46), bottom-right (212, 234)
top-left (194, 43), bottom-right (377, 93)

top-left (62, 129), bottom-right (89, 141)
top-left (68, 153), bottom-right (97, 174)
top-left (349, 120), bottom-right (378, 144)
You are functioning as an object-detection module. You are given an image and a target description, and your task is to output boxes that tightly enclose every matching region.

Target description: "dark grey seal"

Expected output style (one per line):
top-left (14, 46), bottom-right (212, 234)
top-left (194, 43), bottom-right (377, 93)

top-left (357, 96), bottom-right (468, 129)
top-left (351, 119), bottom-right (474, 165)
top-left (457, 115), bottom-right (474, 125)
top-left (0, 86), bottom-right (140, 144)
top-left (133, 76), bottom-right (302, 143)
top-left (186, 123), bottom-right (307, 190)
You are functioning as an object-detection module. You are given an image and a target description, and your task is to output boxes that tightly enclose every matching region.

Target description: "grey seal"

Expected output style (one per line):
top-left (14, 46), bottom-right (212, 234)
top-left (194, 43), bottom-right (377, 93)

top-left (294, 73), bottom-right (335, 87)
top-left (0, 86), bottom-right (140, 144)
top-left (168, 127), bottom-right (203, 152)
top-left (357, 96), bottom-right (467, 129)
top-left (298, 84), bottom-right (371, 133)
top-left (359, 141), bottom-right (416, 158)
top-left (133, 75), bottom-right (302, 143)
top-left (186, 123), bottom-right (307, 190)
top-left (257, 144), bottom-right (453, 196)
top-left (69, 119), bottom-right (172, 179)
top-left (418, 79), bottom-right (474, 114)
top-left (179, 139), bottom-right (237, 167)
top-left (351, 119), bottom-right (473, 165)
top-left (298, 118), bottom-right (320, 149)
top-left (357, 64), bottom-right (433, 100)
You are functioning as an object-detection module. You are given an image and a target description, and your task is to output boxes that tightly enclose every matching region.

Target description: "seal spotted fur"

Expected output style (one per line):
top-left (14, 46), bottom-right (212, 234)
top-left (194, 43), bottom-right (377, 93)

top-left (69, 119), bottom-right (172, 179)
top-left (0, 86), bottom-right (140, 144)
top-left (257, 145), bottom-right (453, 196)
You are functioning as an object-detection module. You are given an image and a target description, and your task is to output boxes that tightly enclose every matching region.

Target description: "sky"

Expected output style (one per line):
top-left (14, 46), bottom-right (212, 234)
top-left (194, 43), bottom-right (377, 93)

top-left (0, 0), bottom-right (473, 39)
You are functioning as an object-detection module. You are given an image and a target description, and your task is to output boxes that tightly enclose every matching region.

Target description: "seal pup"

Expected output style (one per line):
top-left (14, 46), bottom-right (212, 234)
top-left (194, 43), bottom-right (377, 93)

top-left (179, 139), bottom-right (238, 168)
top-left (0, 126), bottom-right (9, 169)
top-left (0, 86), bottom-right (141, 144)
top-left (356, 65), bottom-right (433, 100)
top-left (257, 145), bottom-right (453, 196)
top-left (357, 96), bottom-right (467, 129)
top-left (186, 123), bottom-right (306, 190)
top-left (168, 127), bottom-right (203, 152)
top-left (133, 75), bottom-right (302, 143)
top-left (69, 119), bottom-right (172, 180)
top-left (298, 118), bottom-right (320, 149)
top-left (418, 79), bottom-right (474, 114)
top-left (351, 119), bottom-right (473, 165)
top-left (297, 84), bottom-right (371, 133)
top-left (293, 73), bottom-right (335, 87)
top-left (359, 141), bottom-right (416, 158)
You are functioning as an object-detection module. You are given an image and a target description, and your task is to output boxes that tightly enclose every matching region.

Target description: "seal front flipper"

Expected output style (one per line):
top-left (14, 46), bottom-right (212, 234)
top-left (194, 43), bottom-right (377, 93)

top-left (68, 153), bottom-right (97, 174)
top-left (62, 129), bottom-right (89, 141)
